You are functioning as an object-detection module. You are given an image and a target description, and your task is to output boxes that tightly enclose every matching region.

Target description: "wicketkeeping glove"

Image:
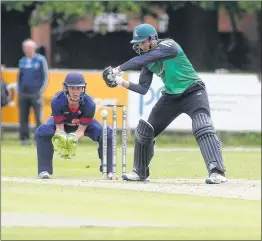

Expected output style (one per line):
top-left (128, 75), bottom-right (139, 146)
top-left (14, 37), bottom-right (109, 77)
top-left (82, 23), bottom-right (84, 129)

top-left (52, 131), bottom-right (68, 157)
top-left (67, 133), bottom-right (78, 157)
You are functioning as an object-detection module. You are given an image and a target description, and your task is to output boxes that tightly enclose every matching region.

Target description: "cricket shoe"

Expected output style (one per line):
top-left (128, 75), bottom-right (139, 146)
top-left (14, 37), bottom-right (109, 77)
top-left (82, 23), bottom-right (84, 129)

top-left (122, 171), bottom-right (148, 182)
top-left (39, 171), bottom-right (51, 179)
top-left (205, 173), bottom-right (227, 184)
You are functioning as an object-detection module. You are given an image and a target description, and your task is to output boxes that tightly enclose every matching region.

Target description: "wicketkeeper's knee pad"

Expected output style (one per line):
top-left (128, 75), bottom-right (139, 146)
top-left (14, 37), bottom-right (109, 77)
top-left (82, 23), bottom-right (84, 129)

top-left (133, 119), bottom-right (155, 179)
top-left (35, 124), bottom-right (55, 138)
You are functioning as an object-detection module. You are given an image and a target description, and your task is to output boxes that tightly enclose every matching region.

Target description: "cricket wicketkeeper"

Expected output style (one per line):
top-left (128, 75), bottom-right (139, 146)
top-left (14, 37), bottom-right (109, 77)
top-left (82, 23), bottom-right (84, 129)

top-left (35, 73), bottom-right (113, 179)
top-left (102, 23), bottom-right (227, 184)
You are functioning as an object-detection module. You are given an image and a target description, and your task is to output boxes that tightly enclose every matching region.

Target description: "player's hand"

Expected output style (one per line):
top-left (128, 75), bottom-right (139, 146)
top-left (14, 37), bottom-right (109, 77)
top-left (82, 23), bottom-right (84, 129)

top-left (114, 75), bottom-right (124, 86)
top-left (102, 66), bottom-right (118, 88)
top-left (60, 147), bottom-right (71, 159)
top-left (102, 66), bottom-right (123, 88)
top-left (67, 133), bottom-right (78, 157)
top-left (52, 131), bottom-right (68, 154)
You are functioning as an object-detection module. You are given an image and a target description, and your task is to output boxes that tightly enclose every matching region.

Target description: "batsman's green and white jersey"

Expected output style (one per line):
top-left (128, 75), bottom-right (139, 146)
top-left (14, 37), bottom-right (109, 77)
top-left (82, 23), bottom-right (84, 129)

top-left (146, 39), bottom-right (200, 94)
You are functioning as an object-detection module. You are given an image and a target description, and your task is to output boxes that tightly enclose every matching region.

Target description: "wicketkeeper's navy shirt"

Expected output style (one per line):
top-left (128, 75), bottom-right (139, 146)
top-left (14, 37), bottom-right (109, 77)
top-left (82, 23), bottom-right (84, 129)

top-left (51, 91), bottom-right (96, 127)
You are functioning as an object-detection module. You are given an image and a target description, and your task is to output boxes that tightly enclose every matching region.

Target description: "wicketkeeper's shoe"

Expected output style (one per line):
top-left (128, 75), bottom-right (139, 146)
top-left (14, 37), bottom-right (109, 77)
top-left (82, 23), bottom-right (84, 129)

top-left (205, 172), bottom-right (227, 184)
top-left (122, 171), bottom-right (147, 181)
top-left (39, 171), bottom-right (51, 179)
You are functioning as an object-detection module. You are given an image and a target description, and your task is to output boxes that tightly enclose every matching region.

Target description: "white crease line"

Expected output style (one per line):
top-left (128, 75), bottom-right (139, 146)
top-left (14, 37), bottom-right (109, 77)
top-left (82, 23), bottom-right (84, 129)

top-left (2, 212), bottom-right (180, 228)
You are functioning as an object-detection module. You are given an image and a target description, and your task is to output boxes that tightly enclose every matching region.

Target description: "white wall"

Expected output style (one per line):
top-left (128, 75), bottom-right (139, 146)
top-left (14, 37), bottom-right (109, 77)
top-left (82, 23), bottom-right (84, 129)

top-left (128, 72), bottom-right (261, 132)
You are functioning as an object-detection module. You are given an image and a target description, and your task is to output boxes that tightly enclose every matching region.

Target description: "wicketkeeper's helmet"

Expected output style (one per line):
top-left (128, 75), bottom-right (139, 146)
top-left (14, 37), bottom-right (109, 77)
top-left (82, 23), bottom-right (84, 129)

top-left (63, 73), bottom-right (86, 102)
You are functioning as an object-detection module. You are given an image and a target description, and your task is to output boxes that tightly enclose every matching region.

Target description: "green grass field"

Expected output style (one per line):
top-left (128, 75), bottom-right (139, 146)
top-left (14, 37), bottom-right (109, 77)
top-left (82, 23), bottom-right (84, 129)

top-left (1, 141), bottom-right (261, 240)
top-left (1, 142), bottom-right (261, 179)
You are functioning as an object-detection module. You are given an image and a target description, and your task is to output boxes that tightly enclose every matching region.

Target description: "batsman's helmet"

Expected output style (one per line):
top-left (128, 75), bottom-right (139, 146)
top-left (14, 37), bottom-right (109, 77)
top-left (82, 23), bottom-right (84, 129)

top-left (130, 24), bottom-right (158, 55)
top-left (63, 73), bottom-right (86, 102)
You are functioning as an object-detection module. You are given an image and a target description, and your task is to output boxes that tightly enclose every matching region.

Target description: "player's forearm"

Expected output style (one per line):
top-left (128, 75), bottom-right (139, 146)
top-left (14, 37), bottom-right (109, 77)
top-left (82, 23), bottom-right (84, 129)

top-left (75, 125), bottom-right (87, 140)
top-left (118, 64), bottom-right (152, 95)
top-left (117, 77), bottom-right (148, 95)
top-left (121, 79), bottom-right (130, 88)
top-left (55, 124), bottom-right (65, 133)
top-left (127, 82), bottom-right (149, 95)
top-left (125, 68), bottom-right (152, 95)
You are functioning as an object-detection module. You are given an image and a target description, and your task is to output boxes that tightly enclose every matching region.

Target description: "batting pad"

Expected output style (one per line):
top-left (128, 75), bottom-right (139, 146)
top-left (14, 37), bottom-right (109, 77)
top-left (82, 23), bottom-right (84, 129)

top-left (133, 119), bottom-right (155, 179)
top-left (192, 113), bottom-right (226, 174)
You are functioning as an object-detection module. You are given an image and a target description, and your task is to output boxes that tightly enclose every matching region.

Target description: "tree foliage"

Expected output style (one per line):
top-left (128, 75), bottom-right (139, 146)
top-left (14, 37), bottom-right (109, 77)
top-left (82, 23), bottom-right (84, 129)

top-left (2, 1), bottom-right (146, 26)
top-left (2, 1), bottom-right (261, 26)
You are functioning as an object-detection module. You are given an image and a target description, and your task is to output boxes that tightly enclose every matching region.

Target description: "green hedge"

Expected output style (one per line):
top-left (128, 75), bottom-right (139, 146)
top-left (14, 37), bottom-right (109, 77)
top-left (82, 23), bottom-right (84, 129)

top-left (1, 129), bottom-right (261, 147)
top-left (119, 130), bottom-right (261, 147)
top-left (78, 130), bottom-right (261, 147)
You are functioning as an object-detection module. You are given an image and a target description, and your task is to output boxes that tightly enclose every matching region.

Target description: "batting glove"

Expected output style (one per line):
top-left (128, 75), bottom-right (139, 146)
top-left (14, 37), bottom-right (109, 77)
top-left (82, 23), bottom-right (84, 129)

top-left (102, 66), bottom-right (124, 88)
top-left (111, 66), bottom-right (123, 76)
top-left (114, 75), bottom-right (124, 86)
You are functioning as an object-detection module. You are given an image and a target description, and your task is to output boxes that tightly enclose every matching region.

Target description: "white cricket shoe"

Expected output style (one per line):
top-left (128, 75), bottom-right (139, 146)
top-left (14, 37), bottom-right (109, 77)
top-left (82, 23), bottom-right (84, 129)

top-left (39, 171), bottom-right (51, 179)
top-left (122, 171), bottom-right (146, 181)
top-left (205, 173), bottom-right (227, 184)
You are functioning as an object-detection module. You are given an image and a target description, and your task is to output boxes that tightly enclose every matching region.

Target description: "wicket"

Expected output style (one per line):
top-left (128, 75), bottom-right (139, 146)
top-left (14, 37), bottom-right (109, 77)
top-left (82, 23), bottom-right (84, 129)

top-left (101, 104), bottom-right (127, 179)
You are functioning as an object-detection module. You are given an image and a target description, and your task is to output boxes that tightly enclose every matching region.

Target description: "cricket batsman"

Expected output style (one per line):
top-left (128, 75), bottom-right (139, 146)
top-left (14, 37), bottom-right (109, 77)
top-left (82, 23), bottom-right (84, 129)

top-left (102, 23), bottom-right (227, 184)
top-left (35, 73), bottom-right (113, 179)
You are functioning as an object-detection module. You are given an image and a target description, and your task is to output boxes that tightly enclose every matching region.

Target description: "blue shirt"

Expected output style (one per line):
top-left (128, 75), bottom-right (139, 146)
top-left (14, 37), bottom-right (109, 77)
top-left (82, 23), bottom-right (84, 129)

top-left (51, 91), bottom-right (96, 127)
top-left (18, 54), bottom-right (48, 94)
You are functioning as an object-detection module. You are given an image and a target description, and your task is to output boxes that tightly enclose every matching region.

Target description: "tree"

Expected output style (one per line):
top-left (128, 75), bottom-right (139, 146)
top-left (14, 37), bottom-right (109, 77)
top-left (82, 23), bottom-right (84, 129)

top-left (1, 1), bottom-right (146, 26)
top-left (163, 1), bottom-right (261, 71)
top-left (2, 1), bottom-right (261, 71)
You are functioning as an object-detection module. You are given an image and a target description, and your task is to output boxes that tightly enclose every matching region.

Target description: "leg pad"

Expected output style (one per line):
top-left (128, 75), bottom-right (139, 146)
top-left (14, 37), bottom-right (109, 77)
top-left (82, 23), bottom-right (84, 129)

top-left (133, 119), bottom-right (155, 179)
